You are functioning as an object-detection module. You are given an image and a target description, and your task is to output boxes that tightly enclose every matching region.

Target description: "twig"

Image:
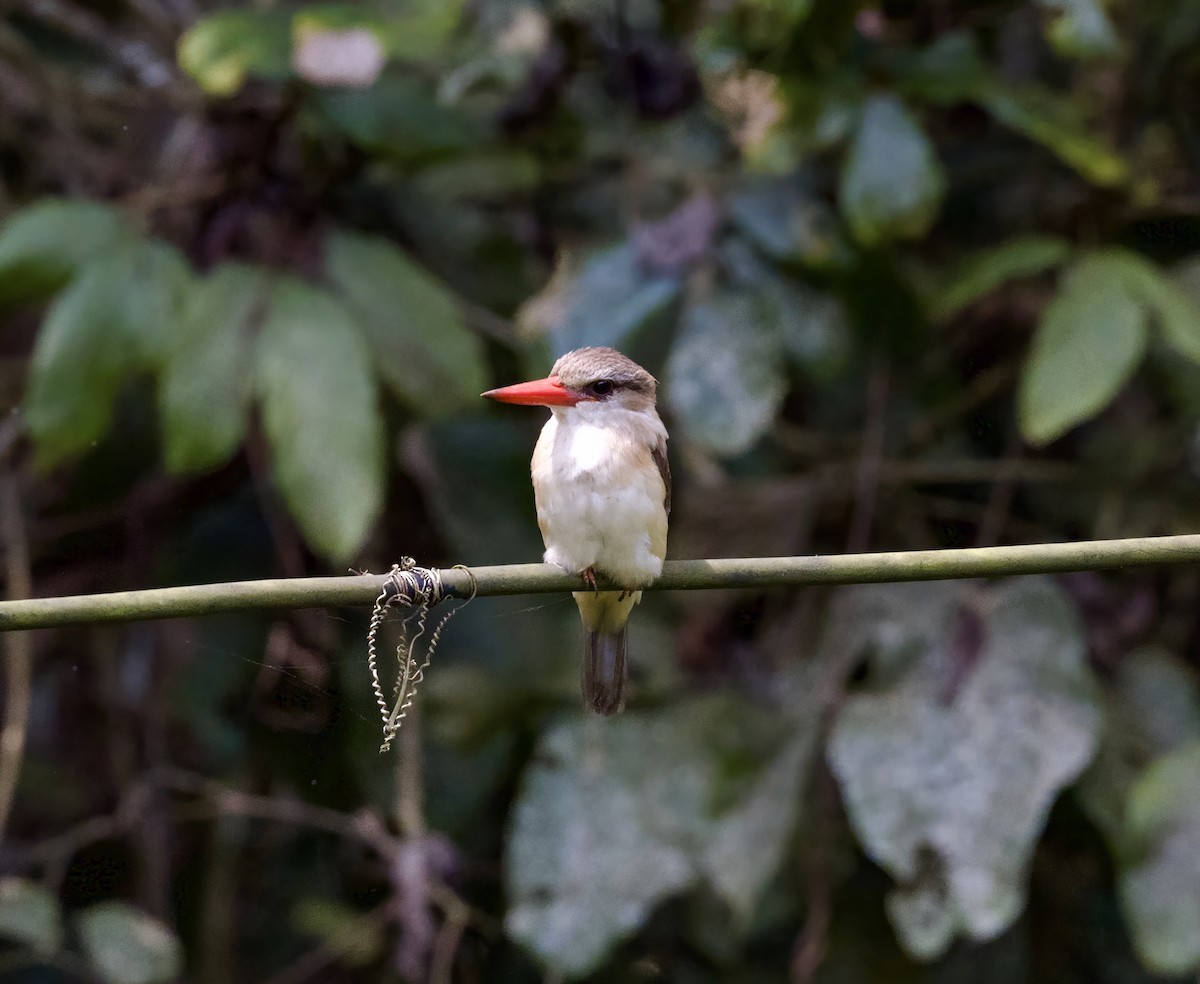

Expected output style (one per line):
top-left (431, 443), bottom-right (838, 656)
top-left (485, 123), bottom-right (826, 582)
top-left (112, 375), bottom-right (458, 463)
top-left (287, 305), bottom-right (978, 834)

top-left (6, 536), bottom-right (1200, 631)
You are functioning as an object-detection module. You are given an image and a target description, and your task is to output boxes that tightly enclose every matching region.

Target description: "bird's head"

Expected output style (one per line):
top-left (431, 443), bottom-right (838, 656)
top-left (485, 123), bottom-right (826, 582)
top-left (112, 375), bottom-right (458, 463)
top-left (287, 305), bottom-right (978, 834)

top-left (482, 347), bottom-right (658, 414)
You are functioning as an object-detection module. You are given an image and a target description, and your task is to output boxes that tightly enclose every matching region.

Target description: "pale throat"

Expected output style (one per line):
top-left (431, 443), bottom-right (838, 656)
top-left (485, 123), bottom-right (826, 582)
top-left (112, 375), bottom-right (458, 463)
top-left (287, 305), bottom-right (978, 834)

top-left (548, 403), bottom-right (665, 476)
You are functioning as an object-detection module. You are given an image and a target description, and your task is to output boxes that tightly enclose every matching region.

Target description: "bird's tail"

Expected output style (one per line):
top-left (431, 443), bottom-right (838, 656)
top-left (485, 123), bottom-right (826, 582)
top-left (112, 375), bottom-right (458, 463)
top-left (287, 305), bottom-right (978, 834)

top-left (574, 590), bottom-right (640, 715)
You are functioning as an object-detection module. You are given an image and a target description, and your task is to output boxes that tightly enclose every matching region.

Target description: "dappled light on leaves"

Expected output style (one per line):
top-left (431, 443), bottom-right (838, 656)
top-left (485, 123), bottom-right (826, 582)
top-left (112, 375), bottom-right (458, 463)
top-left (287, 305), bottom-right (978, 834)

top-left (826, 579), bottom-right (1101, 958)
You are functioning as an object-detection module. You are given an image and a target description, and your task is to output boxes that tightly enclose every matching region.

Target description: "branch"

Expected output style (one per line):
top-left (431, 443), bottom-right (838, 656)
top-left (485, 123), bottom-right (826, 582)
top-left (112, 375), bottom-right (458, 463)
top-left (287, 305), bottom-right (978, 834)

top-left (3, 534), bottom-right (1200, 631)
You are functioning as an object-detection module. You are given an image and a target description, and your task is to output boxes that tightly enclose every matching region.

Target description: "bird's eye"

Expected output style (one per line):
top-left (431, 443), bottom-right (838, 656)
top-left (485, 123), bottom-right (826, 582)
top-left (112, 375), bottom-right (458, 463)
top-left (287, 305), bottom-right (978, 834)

top-left (590, 379), bottom-right (614, 396)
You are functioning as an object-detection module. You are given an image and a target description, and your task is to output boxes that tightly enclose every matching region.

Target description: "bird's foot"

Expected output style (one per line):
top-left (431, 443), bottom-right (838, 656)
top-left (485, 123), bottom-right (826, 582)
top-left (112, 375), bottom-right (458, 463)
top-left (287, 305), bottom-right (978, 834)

top-left (618, 589), bottom-right (631, 602)
top-left (582, 567), bottom-right (599, 594)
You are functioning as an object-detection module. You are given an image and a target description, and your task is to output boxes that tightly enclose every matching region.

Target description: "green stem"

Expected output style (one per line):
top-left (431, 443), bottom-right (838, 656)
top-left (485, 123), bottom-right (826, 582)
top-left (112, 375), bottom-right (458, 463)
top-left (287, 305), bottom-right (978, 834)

top-left (2, 534), bottom-right (1200, 632)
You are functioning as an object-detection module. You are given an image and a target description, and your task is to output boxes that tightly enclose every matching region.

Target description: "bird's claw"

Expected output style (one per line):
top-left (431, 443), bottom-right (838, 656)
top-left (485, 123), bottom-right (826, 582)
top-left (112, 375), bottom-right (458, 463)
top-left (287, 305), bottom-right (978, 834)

top-left (582, 567), bottom-right (598, 594)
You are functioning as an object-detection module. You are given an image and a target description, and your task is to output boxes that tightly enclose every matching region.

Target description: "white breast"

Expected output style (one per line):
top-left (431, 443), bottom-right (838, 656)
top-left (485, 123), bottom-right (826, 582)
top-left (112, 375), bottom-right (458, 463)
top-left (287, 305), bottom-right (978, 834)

top-left (531, 406), bottom-right (668, 587)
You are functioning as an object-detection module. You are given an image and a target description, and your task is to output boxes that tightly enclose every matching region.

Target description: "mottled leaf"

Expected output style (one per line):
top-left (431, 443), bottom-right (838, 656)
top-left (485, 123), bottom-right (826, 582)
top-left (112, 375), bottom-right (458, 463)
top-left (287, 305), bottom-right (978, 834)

top-left (1121, 741), bottom-right (1200, 974)
top-left (25, 240), bottom-right (193, 465)
top-left (506, 696), bottom-right (814, 976)
top-left (327, 229), bottom-right (485, 413)
top-left (0, 198), bottom-right (133, 306)
top-left (0, 878), bottom-right (62, 954)
top-left (177, 10), bottom-right (292, 97)
top-left (930, 235), bottom-right (1072, 322)
top-left (839, 94), bottom-right (946, 246)
top-left (826, 579), bottom-right (1101, 959)
top-left (519, 243), bottom-right (680, 355)
top-left (76, 901), bottom-right (183, 984)
top-left (1018, 252), bottom-right (1149, 445)
top-left (255, 278), bottom-right (384, 562)
top-left (159, 263), bottom-right (264, 473)
top-left (666, 288), bottom-right (787, 454)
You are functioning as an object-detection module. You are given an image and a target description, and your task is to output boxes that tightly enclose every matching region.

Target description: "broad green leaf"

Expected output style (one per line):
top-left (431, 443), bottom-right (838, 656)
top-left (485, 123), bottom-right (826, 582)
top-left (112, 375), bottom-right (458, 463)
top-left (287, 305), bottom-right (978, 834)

top-left (76, 901), bottom-right (182, 984)
top-left (1018, 252), bottom-right (1149, 445)
top-left (177, 10), bottom-right (292, 97)
top-left (25, 240), bottom-right (193, 465)
top-left (666, 289), bottom-right (787, 454)
top-left (0, 198), bottom-right (133, 307)
top-left (159, 263), bottom-right (264, 474)
top-left (1121, 741), bottom-right (1200, 974)
top-left (314, 74), bottom-right (479, 157)
top-left (839, 94), bottom-right (945, 246)
top-left (295, 0), bottom-right (466, 63)
top-left (326, 230), bottom-right (485, 413)
top-left (930, 236), bottom-right (1072, 321)
top-left (255, 278), bottom-right (384, 562)
top-left (506, 696), bottom-right (815, 976)
top-left (728, 177), bottom-right (853, 270)
top-left (1036, 0), bottom-right (1120, 58)
top-left (826, 579), bottom-right (1101, 959)
top-left (0, 878), bottom-right (62, 954)
top-left (980, 84), bottom-right (1127, 186)
top-left (519, 243), bottom-right (681, 355)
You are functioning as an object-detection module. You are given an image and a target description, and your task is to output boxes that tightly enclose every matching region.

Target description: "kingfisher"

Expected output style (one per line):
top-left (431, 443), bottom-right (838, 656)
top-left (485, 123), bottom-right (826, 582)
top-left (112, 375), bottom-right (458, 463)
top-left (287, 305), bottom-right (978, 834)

top-left (482, 347), bottom-right (670, 714)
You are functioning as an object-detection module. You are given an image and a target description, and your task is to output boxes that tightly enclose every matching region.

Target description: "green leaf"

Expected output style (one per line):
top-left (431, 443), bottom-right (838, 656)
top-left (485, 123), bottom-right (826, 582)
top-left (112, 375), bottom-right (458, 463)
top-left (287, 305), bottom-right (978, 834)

top-left (839, 94), bottom-right (946, 246)
top-left (178, 10), bottom-right (292, 97)
top-left (76, 901), bottom-right (183, 984)
top-left (296, 0), bottom-right (466, 63)
top-left (506, 696), bottom-right (815, 976)
top-left (1119, 256), bottom-right (1200, 365)
top-left (1018, 252), bottom-right (1150, 445)
top-left (665, 288), bottom-right (787, 454)
top-left (1120, 741), bottom-right (1200, 974)
top-left (0, 198), bottom-right (133, 307)
top-left (980, 84), bottom-right (1127, 186)
top-left (0, 877), bottom-right (63, 954)
top-left (255, 278), bottom-right (385, 562)
top-left (314, 74), bottom-right (479, 157)
top-left (1036, 0), bottom-right (1120, 58)
top-left (930, 235), bottom-right (1072, 321)
top-left (25, 240), bottom-right (193, 465)
top-left (159, 263), bottom-right (265, 474)
top-left (826, 579), bottom-right (1101, 959)
top-left (519, 243), bottom-right (681, 355)
top-left (1078, 646), bottom-right (1200, 843)
top-left (1075, 648), bottom-right (1200, 975)
top-left (898, 32), bottom-right (991, 105)
top-left (326, 230), bottom-right (485, 413)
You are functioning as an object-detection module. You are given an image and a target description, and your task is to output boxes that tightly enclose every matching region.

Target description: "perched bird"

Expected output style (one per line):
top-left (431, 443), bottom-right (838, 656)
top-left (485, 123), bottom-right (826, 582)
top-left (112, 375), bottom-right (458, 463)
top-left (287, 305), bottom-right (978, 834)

top-left (482, 347), bottom-right (671, 714)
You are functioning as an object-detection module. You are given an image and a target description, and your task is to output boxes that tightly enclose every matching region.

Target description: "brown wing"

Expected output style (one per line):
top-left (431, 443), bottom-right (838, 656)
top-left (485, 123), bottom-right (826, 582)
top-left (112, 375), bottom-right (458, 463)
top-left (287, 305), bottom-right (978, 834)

top-left (651, 438), bottom-right (671, 516)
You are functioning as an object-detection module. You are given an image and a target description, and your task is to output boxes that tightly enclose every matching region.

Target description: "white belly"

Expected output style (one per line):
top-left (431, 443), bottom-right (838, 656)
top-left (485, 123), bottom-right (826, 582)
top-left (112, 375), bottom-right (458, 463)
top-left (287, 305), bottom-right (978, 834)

top-left (531, 413), bottom-right (668, 587)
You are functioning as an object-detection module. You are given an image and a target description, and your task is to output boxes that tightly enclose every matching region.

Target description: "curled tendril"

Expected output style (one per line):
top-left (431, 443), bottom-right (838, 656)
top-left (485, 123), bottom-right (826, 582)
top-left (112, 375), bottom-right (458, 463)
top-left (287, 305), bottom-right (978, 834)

top-left (365, 560), bottom-right (476, 752)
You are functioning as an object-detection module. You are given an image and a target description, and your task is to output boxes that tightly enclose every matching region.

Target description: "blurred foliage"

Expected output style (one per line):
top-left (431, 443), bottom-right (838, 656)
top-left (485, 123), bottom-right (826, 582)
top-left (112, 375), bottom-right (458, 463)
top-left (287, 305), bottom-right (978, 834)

top-left (4, 0), bottom-right (1200, 982)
